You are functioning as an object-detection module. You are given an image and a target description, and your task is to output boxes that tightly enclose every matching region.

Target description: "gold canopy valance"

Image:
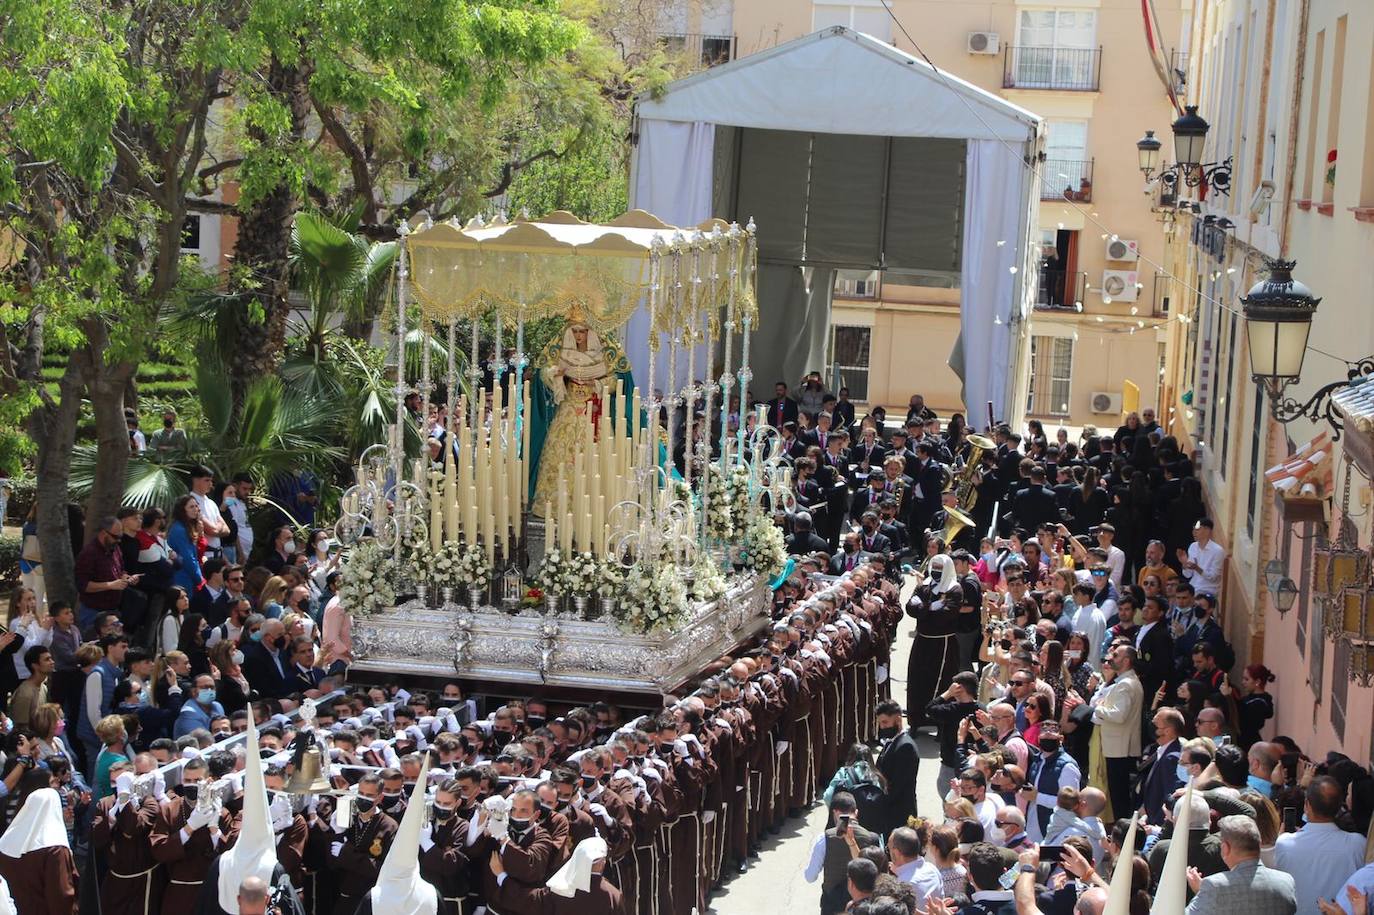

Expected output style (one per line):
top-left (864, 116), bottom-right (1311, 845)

top-left (405, 210), bottom-right (757, 335)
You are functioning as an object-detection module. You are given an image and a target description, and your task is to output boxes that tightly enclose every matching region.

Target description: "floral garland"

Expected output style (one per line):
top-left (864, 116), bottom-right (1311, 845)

top-left (337, 540), bottom-right (398, 617)
top-left (612, 559), bottom-right (689, 636)
top-left (741, 511), bottom-right (787, 578)
top-left (687, 556), bottom-right (727, 603)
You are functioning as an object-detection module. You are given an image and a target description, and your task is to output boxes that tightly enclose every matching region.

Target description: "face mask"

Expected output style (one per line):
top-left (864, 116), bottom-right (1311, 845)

top-left (382, 791), bottom-right (403, 808)
top-left (354, 796), bottom-right (376, 813)
top-left (1177, 764), bottom-right (1192, 784)
top-left (843, 542), bottom-right (857, 554)
top-left (508, 816), bottom-right (530, 835)
top-left (197, 689), bottom-right (216, 706)
top-left (526, 715), bottom-right (546, 729)
top-left (250, 631), bottom-right (264, 643)
top-left (581, 774), bottom-right (597, 790)
top-left (175, 783), bottom-right (200, 801)
top-left (877, 726), bottom-right (899, 740)
top-left (213, 731), bottom-right (231, 741)
top-left (1038, 739), bottom-right (1061, 755)
top-left (432, 804), bottom-right (454, 821)
top-left (1194, 605), bottom-right (1208, 619)
top-left (658, 743), bottom-right (676, 756)
top-left (491, 730), bottom-right (514, 748)
top-left (231, 650), bottom-right (245, 666)
top-left (285, 540), bottom-right (298, 554)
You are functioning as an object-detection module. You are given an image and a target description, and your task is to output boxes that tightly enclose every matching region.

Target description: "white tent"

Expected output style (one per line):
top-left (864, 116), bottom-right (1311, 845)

top-left (628, 26), bottom-right (1043, 422)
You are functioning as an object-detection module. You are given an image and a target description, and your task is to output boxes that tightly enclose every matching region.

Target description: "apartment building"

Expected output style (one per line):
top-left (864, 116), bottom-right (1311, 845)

top-left (1159, 0), bottom-right (1374, 759)
top-left (693, 0), bottom-right (1184, 421)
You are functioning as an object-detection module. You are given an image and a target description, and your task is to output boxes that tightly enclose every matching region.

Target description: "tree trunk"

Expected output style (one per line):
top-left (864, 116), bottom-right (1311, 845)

top-left (85, 360), bottom-right (136, 524)
top-left (227, 57), bottom-right (310, 413)
top-left (29, 363), bottom-right (85, 606)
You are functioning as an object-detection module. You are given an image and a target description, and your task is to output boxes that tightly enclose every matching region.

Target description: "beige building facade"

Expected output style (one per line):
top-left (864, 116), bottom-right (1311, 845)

top-left (1158, 0), bottom-right (1374, 760)
top-left (698, 0), bottom-right (1183, 421)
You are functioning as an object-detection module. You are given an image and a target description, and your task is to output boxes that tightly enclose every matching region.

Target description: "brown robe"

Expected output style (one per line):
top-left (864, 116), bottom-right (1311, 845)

top-left (327, 810), bottom-right (399, 909)
top-left (90, 794), bottom-right (163, 915)
top-left (480, 824), bottom-right (557, 915)
top-left (497, 872), bottom-right (628, 915)
top-left (150, 794), bottom-right (240, 913)
top-left (0, 845), bottom-right (78, 915)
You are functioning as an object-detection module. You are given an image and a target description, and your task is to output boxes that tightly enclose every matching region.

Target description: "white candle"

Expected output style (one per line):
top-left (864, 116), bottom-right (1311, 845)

top-left (556, 466), bottom-right (570, 552)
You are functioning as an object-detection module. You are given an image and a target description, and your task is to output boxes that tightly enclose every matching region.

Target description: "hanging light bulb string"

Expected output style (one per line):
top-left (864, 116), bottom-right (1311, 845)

top-left (874, 0), bottom-right (1357, 368)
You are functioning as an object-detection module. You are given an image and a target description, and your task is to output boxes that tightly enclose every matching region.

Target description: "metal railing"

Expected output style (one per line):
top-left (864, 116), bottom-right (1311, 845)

top-left (1041, 158), bottom-right (1094, 202)
top-left (1169, 49), bottom-right (1189, 94)
top-left (659, 33), bottom-right (736, 69)
top-left (1036, 269), bottom-right (1087, 310)
top-left (1003, 46), bottom-right (1103, 91)
top-left (1152, 271), bottom-right (1172, 316)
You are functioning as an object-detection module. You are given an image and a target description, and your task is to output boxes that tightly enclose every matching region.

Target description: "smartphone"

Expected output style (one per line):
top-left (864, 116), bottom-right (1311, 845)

top-left (1040, 845), bottom-right (1066, 863)
top-left (1281, 807), bottom-right (1298, 833)
top-left (838, 814), bottom-right (851, 835)
top-left (1213, 734), bottom-right (1231, 747)
top-left (1065, 650), bottom-right (1081, 660)
top-left (1280, 752), bottom-right (1300, 782)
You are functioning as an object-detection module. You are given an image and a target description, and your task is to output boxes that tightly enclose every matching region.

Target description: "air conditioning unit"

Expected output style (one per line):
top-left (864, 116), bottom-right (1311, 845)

top-left (967, 31), bottom-right (1000, 55)
top-left (1101, 269), bottom-right (1140, 302)
top-left (1105, 237), bottom-right (1140, 261)
top-left (1090, 391), bottom-right (1124, 414)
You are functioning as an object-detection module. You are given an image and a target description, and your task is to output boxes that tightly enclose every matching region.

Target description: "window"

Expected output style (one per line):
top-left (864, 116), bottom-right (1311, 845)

top-left (1301, 30), bottom-right (1325, 202)
top-left (835, 270), bottom-right (879, 298)
top-left (1027, 335), bottom-right (1073, 417)
top-left (1296, 522), bottom-right (1311, 655)
top-left (1247, 388), bottom-right (1265, 539)
top-left (1332, 639), bottom-right (1350, 740)
top-left (1156, 341), bottom-right (1167, 411)
top-left (812, 3), bottom-right (892, 43)
top-left (1310, 566), bottom-right (1325, 701)
top-left (1010, 10), bottom-right (1099, 90)
top-left (700, 36), bottom-right (733, 67)
top-left (1042, 120), bottom-right (1092, 200)
top-left (831, 326), bottom-right (872, 401)
top-left (1219, 310), bottom-right (1238, 476)
top-left (1321, 16), bottom-right (1347, 204)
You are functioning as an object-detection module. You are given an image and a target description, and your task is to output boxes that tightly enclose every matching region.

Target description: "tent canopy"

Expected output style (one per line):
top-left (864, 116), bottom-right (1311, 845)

top-left (636, 27), bottom-right (1040, 142)
top-left (628, 27), bottom-right (1041, 422)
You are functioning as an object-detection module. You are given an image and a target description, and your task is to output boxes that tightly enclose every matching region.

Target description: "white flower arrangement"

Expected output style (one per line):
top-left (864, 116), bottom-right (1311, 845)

top-left (564, 551), bottom-right (600, 597)
top-left (337, 540), bottom-right (398, 617)
top-left (612, 559), bottom-right (689, 635)
top-left (704, 464), bottom-right (752, 540)
top-left (401, 539), bottom-right (435, 585)
top-left (433, 542), bottom-right (489, 590)
top-left (597, 557), bottom-right (626, 596)
top-left (687, 555), bottom-right (727, 603)
top-left (535, 548), bottom-right (575, 595)
top-left (741, 511), bottom-right (787, 578)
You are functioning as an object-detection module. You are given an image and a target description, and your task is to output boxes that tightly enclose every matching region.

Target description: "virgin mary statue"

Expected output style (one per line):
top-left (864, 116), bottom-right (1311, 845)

top-left (529, 306), bottom-right (633, 513)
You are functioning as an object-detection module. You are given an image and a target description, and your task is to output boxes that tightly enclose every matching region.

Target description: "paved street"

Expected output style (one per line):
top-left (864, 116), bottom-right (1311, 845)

top-left (711, 604), bottom-right (943, 915)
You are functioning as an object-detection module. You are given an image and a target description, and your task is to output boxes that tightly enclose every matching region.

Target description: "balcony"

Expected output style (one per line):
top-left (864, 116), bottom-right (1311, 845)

top-left (659, 33), bottom-right (736, 70)
top-left (1152, 271), bottom-right (1171, 317)
top-left (1036, 269), bottom-right (1087, 310)
top-left (1003, 46), bottom-right (1102, 92)
top-left (1041, 158), bottom-right (1094, 202)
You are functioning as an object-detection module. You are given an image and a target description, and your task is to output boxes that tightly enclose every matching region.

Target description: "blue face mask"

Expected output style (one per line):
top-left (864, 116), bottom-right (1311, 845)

top-left (250, 631), bottom-right (264, 642)
top-left (1177, 764), bottom-right (1192, 784)
top-left (1246, 774), bottom-right (1273, 798)
top-left (197, 688), bottom-right (216, 706)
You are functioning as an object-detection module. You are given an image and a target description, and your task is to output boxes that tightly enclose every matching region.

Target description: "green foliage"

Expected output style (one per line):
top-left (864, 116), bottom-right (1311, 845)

top-left (0, 535), bottom-right (19, 587)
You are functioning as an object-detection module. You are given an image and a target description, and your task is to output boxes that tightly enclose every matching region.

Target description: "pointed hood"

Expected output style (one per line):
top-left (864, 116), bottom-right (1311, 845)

top-left (368, 756), bottom-right (437, 915)
top-left (548, 836), bottom-right (608, 898)
top-left (1152, 778), bottom-right (1195, 915)
top-left (1102, 813), bottom-right (1139, 915)
top-left (0, 788), bottom-right (68, 857)
top-left (217, 715), bottom-right (279, 911)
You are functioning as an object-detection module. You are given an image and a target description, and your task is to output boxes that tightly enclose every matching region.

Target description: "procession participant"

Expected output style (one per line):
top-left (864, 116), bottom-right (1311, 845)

top-left (419, 779), bottom-right (473, 915)
top-left (194, 717), bottom-right (303, 915)
top-left (150, 756), bottom-right (237, 911)
top-left (353, 758), bottom-right (438, 915)
top-left (91, 762), bottom-right (164, 915)
top-left (491, 836), bottom-right (627, 915)
top-left (0, 786), bottom-right (78, 915)
top-left (480, 788), bottom-right (557, 915)
top-left (263, 765), bottom-right (309, 887)
top-left (328, 772), bottom-right (400, 912)
top-left (905, 554), bottom-right (967, 728)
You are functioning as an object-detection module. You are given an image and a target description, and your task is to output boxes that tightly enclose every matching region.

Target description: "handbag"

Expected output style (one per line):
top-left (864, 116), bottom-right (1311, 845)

top-left (21, 535), bottom-right (41, 564)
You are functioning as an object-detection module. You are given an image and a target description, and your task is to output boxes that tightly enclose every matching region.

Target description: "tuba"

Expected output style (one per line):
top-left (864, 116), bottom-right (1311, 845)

top-left (942, 504), bottom-right (975, 550)
top-left (955, 434), bottom-right (995, 512)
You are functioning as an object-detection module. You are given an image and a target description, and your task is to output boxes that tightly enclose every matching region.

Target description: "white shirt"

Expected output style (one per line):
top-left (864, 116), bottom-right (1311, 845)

top-left (973, 795), bottom-right (1005, 837)
top-left (1184, 539), bottom-right (1226, 595)
top-left (894, 857), bottom-right (944, 907)
top-left (1064, 602), bottom-right (1108, 667)
top-left (1273, 821), bottom-right (1367, 915)
top-left (1135, 619), bottom-right (1158, 650)
top-left (224, 497), bottom-right (252, 557)
top-left (1336, 861), bottom-right (1374, 915)
top-left (192, 491), bottom-right (227, 549)
top-left (1103, 544), bottom-right (1126, 589)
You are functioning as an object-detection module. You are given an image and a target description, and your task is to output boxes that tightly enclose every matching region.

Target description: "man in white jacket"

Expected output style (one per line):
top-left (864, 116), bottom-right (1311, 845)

top-left (1086, 644), bottom-right (1143, 820)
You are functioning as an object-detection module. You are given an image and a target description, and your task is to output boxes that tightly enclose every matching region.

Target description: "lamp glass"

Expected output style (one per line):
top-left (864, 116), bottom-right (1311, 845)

top-left (1137, 131), bottom-right (1162, 175)
top-left (1274, 578), bottom-right (1298, 613)
top-left (1171, 107), bottom-right (1210, 168)
top-left (1245, 315), bottom-right (1312, 383)
top-left (1264, 558), bottom-right (1286, 593)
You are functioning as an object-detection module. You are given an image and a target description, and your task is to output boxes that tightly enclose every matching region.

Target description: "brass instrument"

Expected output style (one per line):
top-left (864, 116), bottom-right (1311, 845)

top-left (954, 434), bottom-right (995, 511)
top-left (941, 504), bottom-right (975, 549)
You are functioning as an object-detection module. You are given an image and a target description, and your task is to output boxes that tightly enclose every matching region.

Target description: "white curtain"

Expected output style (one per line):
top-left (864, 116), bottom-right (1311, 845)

top-left (952, 139), bottom-right (1026, 423)
top-left (626, 119), bottom-right (715, 389)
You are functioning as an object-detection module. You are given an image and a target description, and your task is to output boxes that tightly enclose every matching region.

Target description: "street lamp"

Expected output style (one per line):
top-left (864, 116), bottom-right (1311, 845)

top-left (1264, 558), bottom-right (1286, 593)
top-left (1135, 105), bottom-right (1233, 195)
top-left (1273, 577), bottom-right (1299, 615)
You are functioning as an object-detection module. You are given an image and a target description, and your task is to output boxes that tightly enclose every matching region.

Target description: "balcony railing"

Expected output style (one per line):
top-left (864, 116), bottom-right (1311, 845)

top-left (1169, 49), bottom-right (1189, 95)
top-left (1036, 269), bottom-right (1087, 310)
top-left (659, 33), bottom-right (736, 69)
top-left (1152, 271), bottom-right (1172, 316)
top-left (1041, 158), bottom-right (1094, 202)
top-left (1003, 46), bottom-right (1103, 91)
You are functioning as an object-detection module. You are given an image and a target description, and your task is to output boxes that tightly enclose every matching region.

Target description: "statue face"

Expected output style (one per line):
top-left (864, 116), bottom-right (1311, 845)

top-left (572, 326), bottom-right (589, 347)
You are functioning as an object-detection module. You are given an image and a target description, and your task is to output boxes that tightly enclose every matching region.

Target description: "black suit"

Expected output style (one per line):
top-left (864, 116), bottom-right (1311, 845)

top-left (1011, 484), bottom-right (1060, 531)
top-left (1135, 621), bottom-right (1174, 697)
top-left (240, 640), bottom-right (291, 699)
top-left (768, 397), bottom-right (799, 429)
top-left (786, 531), bottom-right (829, 555)
top-left (909, 460), bottom-right (945, 534)
top-left (880, 520), bottom-right (908, 553)
top-left (191, 587), bottom-right (231, 627)
top-left (828, 550), bottom-right (871, 575)
top-left (858, 530), bottom-right (892, 555)
top-left (875, 730), bottom-right (920, 835)
top-left (832, 400), bottom-right (856, 429)
top-left (1137, 738), bottom-right (1183, 824)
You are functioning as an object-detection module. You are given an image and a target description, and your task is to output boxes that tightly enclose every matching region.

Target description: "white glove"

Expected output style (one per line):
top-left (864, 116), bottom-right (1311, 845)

top-left (330, 841), bottom-right (344, 856)
top-left (876, 665), bottom-right (889, 684)
top-left (419, 823), bottom-right (435, 852)
top-left (931, 599), bottom-right (945, 611)
top-left (186, 804), bottom-right (215, 832)
top-left (115, 772), bottom-right (135, 797)
top-left (775, 740), bottom-right (790, 757)
top-left (588, 803), bottom-right (613, 827)
top-left (672, 739), bottom-right (689, 759)
top-left (702, 810), bottom-right (716, 824)
top-left (270, 794), bottom-right (294, 834)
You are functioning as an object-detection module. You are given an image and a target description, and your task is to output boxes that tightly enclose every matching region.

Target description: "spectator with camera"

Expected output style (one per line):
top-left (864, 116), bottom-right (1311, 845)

top-left (803, 791), bottom-right (880, 915)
